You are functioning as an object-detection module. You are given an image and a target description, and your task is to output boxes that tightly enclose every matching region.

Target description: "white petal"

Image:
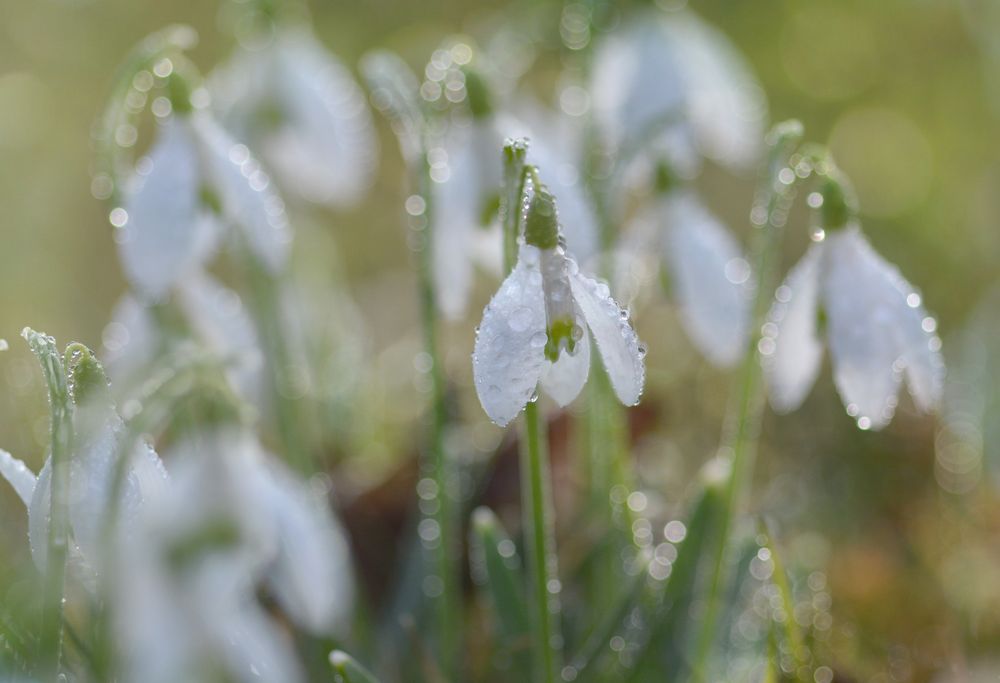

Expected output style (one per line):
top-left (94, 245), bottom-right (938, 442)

top-left (192, 114), bottom-right (291, 273)
top-left (102, 294), bottom-right (157, 390)
top-left (570, 272), bottom-right (645, 405)
top-left (822, 228), bottom-right (911, 429)
top-left (824, 228), bottom-right (944, 423)
top-left (473, 246), bottom-right (549, 426)
top-left (0, 449), bottom-right (36, 506)
top-left (431, 126), bottom-right (482, 319)
top-left (897, 293), bottom-right (945, 413)
top-left (762, 244), bottom-right (825, 412)
top-left (540, 315), bottom-right (591, 407)
top-left (264, 28), bottom-right (378, 207)
top-left (590, 13), bottom-right (688, 155)
top-left (176, 271), bottom-right (265, 404)
top-left (246, 454), bottom-right (354, 633)
top-left (663, 11), bottom-right (766, 169)
top-left (590, 9), bottom-right (764, 169)
top-left (119, 117), bottom-right (214, 300)
top-left (660, 192), bottom-right (753, 367)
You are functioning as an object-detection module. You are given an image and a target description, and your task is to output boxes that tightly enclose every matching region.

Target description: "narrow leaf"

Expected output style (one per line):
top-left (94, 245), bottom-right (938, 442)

top-left (329, 649), bottom-right (382, 683)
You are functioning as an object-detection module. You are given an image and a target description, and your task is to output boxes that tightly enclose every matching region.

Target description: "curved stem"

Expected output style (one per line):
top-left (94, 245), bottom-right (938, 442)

top-left (689, 122), bottom-right (804, 681)
top-left (412, 159), bottom-right (459, 678)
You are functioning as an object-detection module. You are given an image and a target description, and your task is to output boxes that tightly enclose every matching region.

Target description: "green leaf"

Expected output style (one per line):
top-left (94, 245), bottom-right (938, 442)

top-left (22, 328), bottom-right (74, 678)
top-left (629, 465), bottom-right (729, 682)
top-left (758, 520), bottom-right (808, 680)
top-left (469, 507), bottom-right (530, 673)
top-left (329, 649), bottom-right (382, 683)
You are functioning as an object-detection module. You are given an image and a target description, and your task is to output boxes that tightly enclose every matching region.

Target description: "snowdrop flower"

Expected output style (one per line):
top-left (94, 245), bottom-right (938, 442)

top-left (622, 183), bottom-right (753, 367)
top-left (117, 110), bottom-right (290, 302)
top-left (473, 181), bottom-right (645, 426)
top-left (0, 347), bottom-right (168, 582)
top-left (211, 26), bottom-right (377, 207)
top-left (762, 175), bottom-right (945, 429)
top-left (103, 270), bottom-right (265, 406)
top-left (590, 6), bottom-right (766, 171)
top-left (116, 427), bottom-right (354, 683)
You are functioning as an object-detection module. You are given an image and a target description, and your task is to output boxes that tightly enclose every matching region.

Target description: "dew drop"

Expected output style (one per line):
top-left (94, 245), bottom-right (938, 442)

top-left (530, 331), bottom-right (547, 348)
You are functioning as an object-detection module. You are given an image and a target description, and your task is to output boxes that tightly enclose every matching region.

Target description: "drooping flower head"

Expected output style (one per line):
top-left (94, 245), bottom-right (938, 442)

top-left (761, 165), bottom-right (945, 429)
top-left (211, 24), bottom-right (377, 207)
top-left (618, 163), bottom-right (754, 367)
top-left (473, 171), bottom-right (645, 426)
top-left (590, 6), bottom-right (767, 173)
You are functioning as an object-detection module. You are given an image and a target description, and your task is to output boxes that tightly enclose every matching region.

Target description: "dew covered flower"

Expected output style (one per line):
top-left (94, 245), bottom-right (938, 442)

top-left (621, 183), bottom-right (753, 367)
top-left (116, 110), bottom-right (290, 302)
top-left (590, 6), bottom-right (766, 171)
top-left (473, 182), bottom-right (645, 426)
top-left (761, 176), bottom-right (945, 429)
top-left (211, 25), bottom-right (377, 207)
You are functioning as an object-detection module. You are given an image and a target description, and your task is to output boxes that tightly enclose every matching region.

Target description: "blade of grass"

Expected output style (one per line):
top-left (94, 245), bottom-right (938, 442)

top-left (469, 506), bottom-right (530, 675)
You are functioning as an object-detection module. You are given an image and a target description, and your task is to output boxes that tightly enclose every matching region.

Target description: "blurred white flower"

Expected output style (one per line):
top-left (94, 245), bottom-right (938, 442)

top-left (762, 225), bottom-right (944, 429)
top-left (590, 7), bottom-right (766, 171)
top-left (103, 270), bottom-right (265, 406)
top-left (432, 112), bottom-right (598, 319)
top-left (621, 189), bottom-right (753, 367)
top-left (117, 428), bottom-right (354, 683)
top-left (118, 112), bottom-right (290, 301)
top-left (0, 361), bottom-right (169, 582)
top-left (211, 26), bottom-right (378, 207)
top-left (473, 186), bottom-right (644, 426)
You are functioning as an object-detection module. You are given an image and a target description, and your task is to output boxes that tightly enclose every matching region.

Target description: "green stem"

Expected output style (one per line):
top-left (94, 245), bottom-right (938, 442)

top-left (520, 401), bottom-right (559, 683)
top-left (242, 255), bottom-right (313, 474)
top-left (412, 160), bottom-right (459, 677)
top-left (22, 330), bottom-right (74, 679)
top-left (689, 122), bottom-right (804, 681)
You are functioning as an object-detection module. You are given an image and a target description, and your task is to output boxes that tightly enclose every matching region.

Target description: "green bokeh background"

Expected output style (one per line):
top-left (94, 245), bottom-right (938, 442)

top-left (1, 0), bottom-right (999, 679)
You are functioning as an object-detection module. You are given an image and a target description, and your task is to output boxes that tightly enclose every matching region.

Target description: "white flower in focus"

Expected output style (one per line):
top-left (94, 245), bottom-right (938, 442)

top-left (762, 225), bottom-right (944, 429)
top-left (590, 7), bottom-right (766, 171)
top-left (622, 189), bottom-right (753, 367)
top-left (473, 185), bottom-right (645, 426)
top-left (211, 27), bottom-right (377, 207)
top-left (118, 112), bottom-right (290, 301)
top-left (117, 428), bottom-right (354, 683)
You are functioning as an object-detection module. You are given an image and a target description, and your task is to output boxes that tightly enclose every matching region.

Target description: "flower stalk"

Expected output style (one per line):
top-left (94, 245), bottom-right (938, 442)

top-left (23, 329), bottom-right (74, 679)
top-left (689, 120), bottom-right (804, 680)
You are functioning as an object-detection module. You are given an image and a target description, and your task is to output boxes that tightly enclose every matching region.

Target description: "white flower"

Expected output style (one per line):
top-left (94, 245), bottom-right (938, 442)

top-left (102, 270), bottom-right (265, 406)
top-left (762, 225), bottom-right (944, 429)
top-left (116, 428), bottom-right (354, 683)
top-left (211, 26), bottom-right (377, 207)
top-left (0, 358), bottom-right (169, 583)
top-left (118, 112), bottom-right (290, 301)
top-left (621, 189), bottom-right (753, 367)
top-left (431, 112), bottom-right (598, 319)
top-left (472, 187), bottom-right (645, 426)
top-left (590, 7), bottom-right (766, 171)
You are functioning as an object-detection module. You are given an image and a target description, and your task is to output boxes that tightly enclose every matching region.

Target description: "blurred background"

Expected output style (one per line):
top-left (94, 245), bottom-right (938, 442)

top-left (1, 0), bottom-right (999, 680)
